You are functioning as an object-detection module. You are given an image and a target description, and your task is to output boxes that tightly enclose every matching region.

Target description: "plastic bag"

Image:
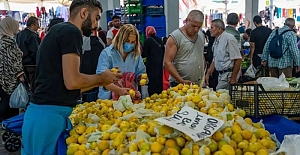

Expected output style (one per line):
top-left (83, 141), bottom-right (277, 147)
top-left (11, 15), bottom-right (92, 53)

top-left (9, 83), bottom-right (29, 108)
top-left (113, 95), bottom-right (134, 112)
top-left (256, 73), bottom-right (289, 90)
top-left (244, 64), bottom-right (257, 79)
top-left (270, 134), bottom-right (300, 155)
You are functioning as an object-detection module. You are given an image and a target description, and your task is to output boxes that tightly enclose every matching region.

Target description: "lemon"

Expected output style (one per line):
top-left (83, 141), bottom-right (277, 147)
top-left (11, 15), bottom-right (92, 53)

top-left (227, 104), bottom-right (234, 112)
top-left (256, 149), bottom-right (269, 155)
top-left (241, 130), bottom-right (253, 140)
top-left (98, 140), bottom-right (110, 151)
top-left (212, 131), bottom-right (223, 142)
top-left (141, 73), bottom-right (147, 79)
top-left (213, 151), bottom-right (226, 155)
top-left (166, 147), bottom-right (179, 155)
top-left (74, 150), bottom-right (85, 155)
top-left (140, 79), bottom-right (147, 86)
top-left (129, 143), bottom-right (138, 153)
top-left (181, 148), bottom-right (192, 155)
top-left (192, 95), bottom-right (202, 103)
top-left (175, 136), bottom-right (186, 148)
top-left (244, 152), bottom-right (255, 155)
top-left (156, 136), bottom-right (167, 145)
top-left (158, 125), bottom-right (173, 135)
top-left (85, 126), bottom-right (96, 134)
top-left (129, 89), bottom-right (136, 97)
top-left (220, 144), bottom-right (235, 155)
top-left (66, 136), bottom-right (77, 145)
top-left (244, 118), bottom-right (253, 125)
top-left (75, 125), bottom-right (86, 135)
top-left (151, 142), bottom-right (163, 153)
top-left (165, 139), bottom-right (177, 148)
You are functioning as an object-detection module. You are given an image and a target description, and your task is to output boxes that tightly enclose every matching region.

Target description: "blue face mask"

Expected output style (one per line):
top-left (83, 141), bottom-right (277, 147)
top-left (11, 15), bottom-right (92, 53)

top-left (123, 42), bottom-right (135, 53)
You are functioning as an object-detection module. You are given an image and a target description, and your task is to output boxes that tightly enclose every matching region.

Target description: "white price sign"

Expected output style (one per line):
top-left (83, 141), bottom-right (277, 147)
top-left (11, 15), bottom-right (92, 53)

top-left (156, 106), bottom-right (224, 142)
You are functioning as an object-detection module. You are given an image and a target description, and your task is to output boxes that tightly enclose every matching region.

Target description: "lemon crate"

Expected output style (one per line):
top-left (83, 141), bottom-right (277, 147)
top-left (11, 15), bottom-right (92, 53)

top-left (229, 84), bottom-right (300, 118)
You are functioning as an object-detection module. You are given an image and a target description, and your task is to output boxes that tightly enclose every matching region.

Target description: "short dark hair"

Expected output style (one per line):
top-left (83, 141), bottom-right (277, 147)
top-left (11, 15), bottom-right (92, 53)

top-left (226, 13), bottom-right (239, 25)
top-left (253, 15), bottom-right (262, 24)
top-left (26, 17), bottom-right (39, 27)
top-left (112, 15), bottom-right (121, 20)
top-left (245, 28), bottom-right (252, 36)
top-left (69, 0), bottom-right (102, 19)
top-left (48, 18), bottom-right (64, 30)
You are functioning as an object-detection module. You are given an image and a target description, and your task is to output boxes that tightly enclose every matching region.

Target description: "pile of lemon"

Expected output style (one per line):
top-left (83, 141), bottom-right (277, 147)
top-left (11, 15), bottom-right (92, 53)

top-left (66, 84), bottom-right (278, 155)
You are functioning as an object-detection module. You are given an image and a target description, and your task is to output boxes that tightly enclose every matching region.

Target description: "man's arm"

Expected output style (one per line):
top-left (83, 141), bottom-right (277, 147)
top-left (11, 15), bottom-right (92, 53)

top-left (261, 32), bottom-right (274, 61)
top-left (250, 42), bottom-right (255, 63)
top-left (289, 33), bottom-right (300, 67)
top-left (62, 53), bottom-right (118, 90)
top-left (106, 30), bottom-right (113, 45)
top-left (163, 36), bottom-right (190, 83)
top-left (28, 35), bottom-right (39, 60)
top-left (227, 38), bottom-right (242, 83)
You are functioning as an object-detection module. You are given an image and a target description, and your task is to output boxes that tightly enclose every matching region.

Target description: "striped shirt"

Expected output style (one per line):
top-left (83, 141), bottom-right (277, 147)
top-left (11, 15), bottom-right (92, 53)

top-left (261, 26), bottom-right (300, 69)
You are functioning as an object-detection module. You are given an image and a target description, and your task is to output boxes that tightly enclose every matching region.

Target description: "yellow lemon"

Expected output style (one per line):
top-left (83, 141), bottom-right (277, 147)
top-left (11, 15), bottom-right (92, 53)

top-left (241, 130), bottom-right (253, 140)
top-left (98, 140), bottom-right (110, 151)
top-left (74, 150), bottom-right (85, 155)
top-left (151, 142), bottom-right (163, 153)
top-left (220, 144), bottom-right (235, 155)
top-left (66, 136), bottom-right (77, 145)
top-left (181, 148), bottom-right (192, 155)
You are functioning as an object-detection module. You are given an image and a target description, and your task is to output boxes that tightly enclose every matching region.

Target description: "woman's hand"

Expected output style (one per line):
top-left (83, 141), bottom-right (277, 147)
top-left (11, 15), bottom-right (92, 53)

top-left (116, 87), bottom-right (131, 96)
top-left (19, 75), bottom-right (25, 82)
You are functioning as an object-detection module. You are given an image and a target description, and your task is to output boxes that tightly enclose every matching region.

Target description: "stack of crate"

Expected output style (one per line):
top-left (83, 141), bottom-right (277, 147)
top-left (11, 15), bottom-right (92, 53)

top-left (124, 0), bottom-right (144, 43)
top-left (143, 0), bottom-right (166, 38)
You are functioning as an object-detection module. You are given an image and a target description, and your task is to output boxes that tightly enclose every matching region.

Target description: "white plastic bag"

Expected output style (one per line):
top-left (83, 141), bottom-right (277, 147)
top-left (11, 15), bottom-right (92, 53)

top-left (256, 73), bottom-right (289, 90)
top-left (244, 64), bottom-right (257, 79)
top-left (113, 95), bottom-right (134, 112)
top-left (270, 134), bottom-right (300, 155)
top-left (9, 83), bottom-right (29, 108)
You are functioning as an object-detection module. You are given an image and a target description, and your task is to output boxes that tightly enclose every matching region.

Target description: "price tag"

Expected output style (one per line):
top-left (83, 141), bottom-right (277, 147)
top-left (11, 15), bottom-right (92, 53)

top-left (266, 0), bottom-right (270, 6)
top-left (156, 106), bottom-right (224, 142)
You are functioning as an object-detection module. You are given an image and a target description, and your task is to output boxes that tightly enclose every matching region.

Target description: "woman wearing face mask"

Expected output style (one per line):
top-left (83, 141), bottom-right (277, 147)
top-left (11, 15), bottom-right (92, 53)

top-left (96, 24), bottom-right (146, 100)
top-left (0, 17), bottom-right (24, 121)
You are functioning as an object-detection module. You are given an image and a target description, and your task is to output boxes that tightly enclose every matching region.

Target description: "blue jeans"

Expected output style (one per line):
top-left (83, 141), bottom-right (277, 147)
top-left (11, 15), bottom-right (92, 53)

top-left (21, 103), bottom-right (72, 155)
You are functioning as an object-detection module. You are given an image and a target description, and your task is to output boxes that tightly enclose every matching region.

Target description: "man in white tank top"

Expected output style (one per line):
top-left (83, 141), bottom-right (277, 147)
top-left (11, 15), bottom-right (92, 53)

top-left (164, 10), bottom-right (206, 87)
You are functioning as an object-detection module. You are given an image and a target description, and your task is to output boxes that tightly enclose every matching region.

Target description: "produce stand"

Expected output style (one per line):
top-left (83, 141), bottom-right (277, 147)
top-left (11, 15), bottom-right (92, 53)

top-left (64, 84), bottom-right (290, 155)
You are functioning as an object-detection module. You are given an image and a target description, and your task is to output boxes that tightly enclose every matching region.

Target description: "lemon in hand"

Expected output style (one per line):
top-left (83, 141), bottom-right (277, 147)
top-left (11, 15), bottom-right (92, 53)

top-left (129, 89), bottom-right (136, 97)
top-left (140, 79), bottom-right (147, 86)
top-left (141, 73), bottom-right (148, 79)
top-left (111, 67), bottom-right (118, 73)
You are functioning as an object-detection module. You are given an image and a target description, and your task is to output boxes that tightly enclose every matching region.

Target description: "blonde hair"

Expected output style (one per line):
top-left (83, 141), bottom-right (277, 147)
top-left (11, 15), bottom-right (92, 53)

top-left (112, 24), bottom-right (140, 58)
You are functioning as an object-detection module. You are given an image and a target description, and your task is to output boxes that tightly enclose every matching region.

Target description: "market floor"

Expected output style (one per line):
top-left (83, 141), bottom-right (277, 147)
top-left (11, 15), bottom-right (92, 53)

top-left (0, 127), bottom-right (20, 155)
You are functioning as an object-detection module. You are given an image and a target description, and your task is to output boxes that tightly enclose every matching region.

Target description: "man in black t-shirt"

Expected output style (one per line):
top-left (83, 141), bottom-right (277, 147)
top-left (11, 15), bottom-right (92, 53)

top-left (250, 15), bottom-right (272, 68)
top-left (21, 0), bottom-right (121, 154)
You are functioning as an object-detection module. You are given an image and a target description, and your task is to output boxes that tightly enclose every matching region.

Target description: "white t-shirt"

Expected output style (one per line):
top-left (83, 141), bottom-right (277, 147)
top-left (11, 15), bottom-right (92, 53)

top-left (106, 27), bottom-right (118, 39)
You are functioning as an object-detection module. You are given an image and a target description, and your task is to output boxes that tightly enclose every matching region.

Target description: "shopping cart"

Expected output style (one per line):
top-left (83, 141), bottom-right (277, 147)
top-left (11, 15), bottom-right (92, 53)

top-left (1, 113), bottom-right (24, 152)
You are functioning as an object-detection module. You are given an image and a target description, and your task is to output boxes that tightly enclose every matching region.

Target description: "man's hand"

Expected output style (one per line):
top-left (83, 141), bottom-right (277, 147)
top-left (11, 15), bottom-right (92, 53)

top-left (296, 67), bottom-right (300, 73)
top-left (99, 70), bottom-right (122, 86)
top-left (230, 77), bottom-right (237, 84)
top-left (116, 88), bottom-right (131, 96)
top-left (179, 79), bottom-right (193, 85)
top-left (261, 60), bottom-right (267, 66)
top-left (205, 74), bottom-right (210, 85)
top-left (250, 59), bottom-right (253, 64)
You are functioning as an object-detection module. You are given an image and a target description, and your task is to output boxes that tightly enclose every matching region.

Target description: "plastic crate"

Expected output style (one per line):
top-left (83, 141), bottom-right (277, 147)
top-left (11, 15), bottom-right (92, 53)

top-left (125, 4), bottom-right (142, 14)
top-left (229, 84), bottom-right (300, 118)
top-left (155, 26), bottom-right (166, 38)
top-left (124, 0), bottom-right (142, 4)
top-left (251, 115), bottom-right (300, 142)
top-left (145, 6), bottom-right (164, 16)
top-left (143, 0), bottom-right (164, 6)
top-left (145, 16), bottom-right (166, 27)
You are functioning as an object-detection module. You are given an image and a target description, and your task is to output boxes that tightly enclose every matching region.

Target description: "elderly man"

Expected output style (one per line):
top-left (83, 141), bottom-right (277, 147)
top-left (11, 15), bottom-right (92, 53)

top-left (262, 18), bottom-right (300, 78)
top-left (164, 10), bottom-right (206, 86)
top-left (205, 19), bottom-right (242, 90)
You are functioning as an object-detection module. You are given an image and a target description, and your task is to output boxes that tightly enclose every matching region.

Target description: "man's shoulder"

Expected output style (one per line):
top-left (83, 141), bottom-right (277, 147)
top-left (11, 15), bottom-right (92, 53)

top-left (52, 22), bottom-right (81, 35)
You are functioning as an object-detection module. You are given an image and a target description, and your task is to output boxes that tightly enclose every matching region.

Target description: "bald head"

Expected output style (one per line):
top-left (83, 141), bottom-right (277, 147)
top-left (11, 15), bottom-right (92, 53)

top-left (285, 18), bottom-right (295, 29)
top-left (187, 10), bottom-right (204, 23)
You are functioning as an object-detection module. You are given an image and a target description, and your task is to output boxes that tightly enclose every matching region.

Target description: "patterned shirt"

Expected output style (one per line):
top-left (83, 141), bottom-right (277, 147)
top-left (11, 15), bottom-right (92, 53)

top-left (262, 26), bottom-right (300, 69)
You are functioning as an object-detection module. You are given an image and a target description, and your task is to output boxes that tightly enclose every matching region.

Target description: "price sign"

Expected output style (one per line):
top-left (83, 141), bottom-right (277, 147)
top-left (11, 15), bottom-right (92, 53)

top-left (266, 0), bottom-right (270, 6)
top-left (156, 106), bottom-right (224, 142)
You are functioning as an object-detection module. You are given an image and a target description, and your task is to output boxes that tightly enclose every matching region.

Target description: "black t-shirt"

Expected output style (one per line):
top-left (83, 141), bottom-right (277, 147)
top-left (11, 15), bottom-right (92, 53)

top-left (250, 26), bottom-right (272, 55)
top-left (31, 22), bottom-right (83, 107)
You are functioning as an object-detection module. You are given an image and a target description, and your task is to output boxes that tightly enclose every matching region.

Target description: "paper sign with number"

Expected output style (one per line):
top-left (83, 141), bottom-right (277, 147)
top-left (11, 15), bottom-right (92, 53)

top-left (156, 106), bottom-right (224, 142)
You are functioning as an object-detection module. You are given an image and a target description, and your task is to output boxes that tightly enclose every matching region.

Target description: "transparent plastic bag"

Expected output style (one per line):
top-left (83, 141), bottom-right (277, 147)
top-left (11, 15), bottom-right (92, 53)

top-left (256, 73), bottom-right (289, 90)
top-left (244, 64), bottom-right (257, 79)
top-left (9, 83), bottom-right (29, 108)
top-left (270, 134), bottom-right (300, 155)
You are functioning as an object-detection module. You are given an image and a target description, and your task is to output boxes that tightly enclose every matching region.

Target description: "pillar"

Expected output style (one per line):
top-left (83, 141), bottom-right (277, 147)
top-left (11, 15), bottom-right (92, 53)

top-left (99, 0), bottom-right (120, 30)
top-left (4, 0), bottom-right (10, 10)
top-left (245, 0), bottom-right (259, 29)
top-left (164, 0), bottom-right (179, 36)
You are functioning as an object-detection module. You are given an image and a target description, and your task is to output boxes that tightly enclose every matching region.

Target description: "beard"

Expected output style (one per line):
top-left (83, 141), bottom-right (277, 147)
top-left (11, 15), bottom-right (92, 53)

top-left (81, 14), bottom-right (92, 37)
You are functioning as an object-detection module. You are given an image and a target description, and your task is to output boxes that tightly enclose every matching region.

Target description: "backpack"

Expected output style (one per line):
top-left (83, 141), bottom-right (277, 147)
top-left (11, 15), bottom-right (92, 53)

top-left (269, 29), bottom-right (293, 59)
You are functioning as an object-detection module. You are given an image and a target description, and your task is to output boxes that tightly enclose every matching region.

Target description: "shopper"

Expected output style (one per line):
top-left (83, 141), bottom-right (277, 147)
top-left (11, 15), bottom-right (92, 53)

top-left (142, 26), bottom-right (164, 96)
top-left (106, 15), bottom-right (121, 45)
top-left (21, 1), bottom-right (121, 154)
top-left (164, 10), bottom-right (206, 86)
top-left (205, 19), bottom-right (242, 90)
top-left (250, 15), bottom-right (272, 68)
top-left (81, 28), bottom-right (106, 102)
top-left (97, 24), bottom-right (146, 100)
top-left (0, 17), bottom-right (24, 121)
top-left (16, 16), bottom-right (40, 93)
top-left (261, 18), bottom-right (300, 78)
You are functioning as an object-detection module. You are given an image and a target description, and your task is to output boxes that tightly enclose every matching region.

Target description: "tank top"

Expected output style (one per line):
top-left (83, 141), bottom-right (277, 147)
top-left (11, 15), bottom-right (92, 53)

top-left (169, 29), bottom-right (205, 85)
